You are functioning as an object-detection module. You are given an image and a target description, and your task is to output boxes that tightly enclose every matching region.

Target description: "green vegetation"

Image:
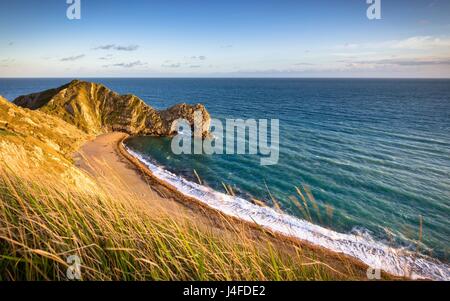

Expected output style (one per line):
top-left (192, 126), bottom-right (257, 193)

top-left (0, 129), bottom-right (13, 136)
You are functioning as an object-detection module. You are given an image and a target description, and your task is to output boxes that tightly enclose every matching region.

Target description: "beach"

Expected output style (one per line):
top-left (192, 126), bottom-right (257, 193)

top-left (74, 132), bottom-right (186, 215)
top-left (72, 132), bottom-right (391, 280)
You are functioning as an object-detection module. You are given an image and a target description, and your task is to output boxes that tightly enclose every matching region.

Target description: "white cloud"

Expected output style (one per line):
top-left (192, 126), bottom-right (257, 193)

top-left (346, 57), bottom-right (450, 66)
top-left (390, 36), bottom-right (450, 50)
top-left (335, 36), bottom-right (450, 51)
top-left (60, 55), bottom-right (85, 62)
top-left (94, 44), bottom-right (139, 51)
top-left (161, 63), bottom-right (181, 68)
top-left (103, 61), bottom-right (147, 68)
top-left (190, 55), bottom-right (207, 60)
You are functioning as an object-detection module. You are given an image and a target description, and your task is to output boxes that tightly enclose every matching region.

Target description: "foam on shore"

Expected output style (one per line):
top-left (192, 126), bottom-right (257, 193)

top-left (124, 145), bottom-right (450, 281)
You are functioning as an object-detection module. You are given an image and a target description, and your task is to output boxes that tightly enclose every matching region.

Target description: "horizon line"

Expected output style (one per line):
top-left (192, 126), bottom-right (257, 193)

top-left (1, 76), bottom-right (450, 80)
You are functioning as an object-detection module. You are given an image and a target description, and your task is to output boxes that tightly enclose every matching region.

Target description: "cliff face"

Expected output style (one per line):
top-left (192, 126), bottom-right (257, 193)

top-left (14, 80), bottom-right (211, 137)
top-left (0, 95), bottom-right (89, 159)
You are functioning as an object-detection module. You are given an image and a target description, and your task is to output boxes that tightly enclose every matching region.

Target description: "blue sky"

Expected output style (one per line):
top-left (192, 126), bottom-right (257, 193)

top-left (1, 0), bottom-right (449, 77)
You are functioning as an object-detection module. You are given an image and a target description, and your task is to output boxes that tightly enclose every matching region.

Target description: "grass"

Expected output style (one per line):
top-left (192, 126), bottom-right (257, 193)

top-left (0, 140), bottom-right (371, 281)
top-left (0, 129), bottom-right (12, 136)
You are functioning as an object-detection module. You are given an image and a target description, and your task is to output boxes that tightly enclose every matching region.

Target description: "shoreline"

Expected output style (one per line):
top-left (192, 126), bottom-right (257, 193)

top-left (75, 132), bottom-right (405, 280)
top-left (117, 135), bottom-right (449, 281)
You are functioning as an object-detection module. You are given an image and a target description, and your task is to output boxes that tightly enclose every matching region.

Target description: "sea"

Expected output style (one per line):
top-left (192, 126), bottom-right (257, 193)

top-left (1, 78), bottom-right (449, 280)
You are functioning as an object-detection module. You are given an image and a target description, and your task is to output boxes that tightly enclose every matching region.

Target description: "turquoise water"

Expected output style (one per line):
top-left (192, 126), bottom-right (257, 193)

top-left (1, 78), bottom-right (449, 277)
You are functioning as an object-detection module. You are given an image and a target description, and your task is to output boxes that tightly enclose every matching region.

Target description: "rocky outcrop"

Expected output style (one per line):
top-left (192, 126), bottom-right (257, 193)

top-left (14, 80), bottom-right (211, 137)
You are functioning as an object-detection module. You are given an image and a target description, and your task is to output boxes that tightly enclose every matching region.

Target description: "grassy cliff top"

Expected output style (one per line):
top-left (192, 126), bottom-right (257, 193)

top-left (0, 95), bottom-right (90, 165)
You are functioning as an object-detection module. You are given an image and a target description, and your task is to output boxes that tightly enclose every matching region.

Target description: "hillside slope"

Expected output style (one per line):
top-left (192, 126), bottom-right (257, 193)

top-left (0, 95), bottom-right (90, 169)
top-left (14, 80), bottom-right (211, 136)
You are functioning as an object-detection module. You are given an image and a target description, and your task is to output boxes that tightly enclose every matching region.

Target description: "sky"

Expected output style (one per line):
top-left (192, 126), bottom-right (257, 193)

top-left (0, 0), bottom-right (449, 78)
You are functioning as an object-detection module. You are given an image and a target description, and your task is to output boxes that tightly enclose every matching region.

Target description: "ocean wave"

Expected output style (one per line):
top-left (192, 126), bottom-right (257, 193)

top-left (124, 145), bottom-right (450, 281)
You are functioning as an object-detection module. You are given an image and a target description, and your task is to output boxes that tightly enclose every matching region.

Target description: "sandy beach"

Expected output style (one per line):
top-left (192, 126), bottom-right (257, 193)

top-left (72, 132), bottom-right (383, 280)
top-left (73, 132), bottom-right (247, 227)
top-left (74, 132), bottom-right (186, 215)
